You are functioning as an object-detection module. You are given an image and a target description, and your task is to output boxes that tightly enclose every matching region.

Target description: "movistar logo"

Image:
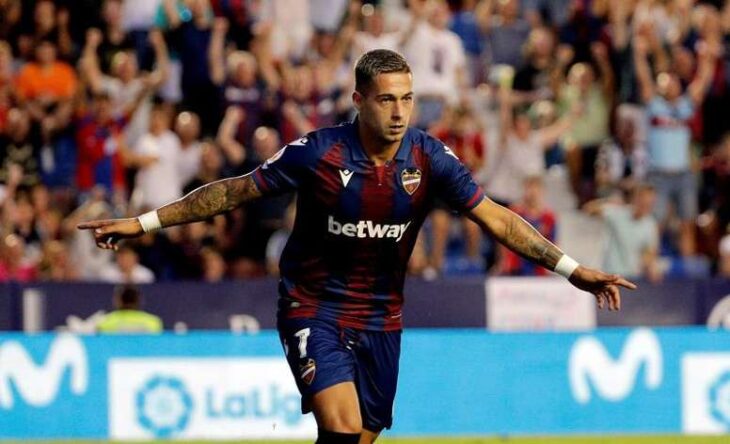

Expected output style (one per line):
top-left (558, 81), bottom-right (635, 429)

top-left (569, 328), bottom-right (663, 404)
top-left (327, 216), bottom-right (411, 242)
top-left (0, 335), bottom-right (88, 409)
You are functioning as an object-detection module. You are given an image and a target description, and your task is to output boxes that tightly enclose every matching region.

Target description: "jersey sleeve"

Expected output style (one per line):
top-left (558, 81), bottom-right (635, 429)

top-left (251, 135), bottom-right (317, 196)
top-left (429, 140), bottom-right (485, 212)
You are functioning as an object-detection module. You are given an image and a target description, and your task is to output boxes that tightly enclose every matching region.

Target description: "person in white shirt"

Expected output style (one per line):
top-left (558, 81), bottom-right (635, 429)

top-left (352, 5), bottom-right (401, 57)
top-left (401, 0), bottom-right (468, 127)
top-left (80, 27), bottom-right (169, 148)
top-left (98, 245), bottom-right (155, 283)
top-left (487, 84), bottom-right (575, 205)
top-left (174, 111), bottom-right (203, 186)
top-left (129, 104), bottom-right (184, 210)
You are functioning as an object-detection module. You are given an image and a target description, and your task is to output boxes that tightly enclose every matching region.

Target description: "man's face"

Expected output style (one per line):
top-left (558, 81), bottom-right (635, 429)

top-left (35, 41), bottom-right (56, 65)
top-left (633, 189), bottom-right (656, 217)
top-left (657, 72), bottom-right (681, 100)
top-left (354, 72), bottom-right (414, 145)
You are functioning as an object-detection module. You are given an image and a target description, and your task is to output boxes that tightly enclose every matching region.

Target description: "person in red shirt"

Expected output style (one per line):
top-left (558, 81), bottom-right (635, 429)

top-left (74, 62), bottom-right (155, 201)
top-left (427, 105), bottom-right (486, 275)
top-left (498, 175), bottom-right (557, 276)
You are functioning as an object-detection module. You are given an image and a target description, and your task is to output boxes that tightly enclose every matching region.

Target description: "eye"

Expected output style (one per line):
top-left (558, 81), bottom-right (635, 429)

top-left (403, 96), bottom-right (413, 102)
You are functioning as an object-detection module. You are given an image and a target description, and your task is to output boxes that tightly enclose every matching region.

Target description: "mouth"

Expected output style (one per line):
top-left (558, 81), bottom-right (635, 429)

top-left (388, 124), bottom-right (405, 133)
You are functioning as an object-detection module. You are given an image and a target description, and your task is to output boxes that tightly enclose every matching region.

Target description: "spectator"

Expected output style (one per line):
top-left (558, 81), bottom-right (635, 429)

top-left (352, 4), bottom-right (401, 56)
top-left (80, 26), bottom-right (169, 148)
top-left (159, 0), bottom-right (221, 135)
top-left (512, 26), bottom-right (561, 104)
top-left (201, 246), bottom-right (226, 282)
top-left (14, 37), bottom-right (77, 146)
top-left (16, 0), bottom-right (73, 61)
top-left (595, 105), bottom-right (648, 199)
top-left (98, 245), bottom-right (155, 283)
top-left (0, 108), bottom-right (41, 187)
top-left (0, 234), bottom-right (38, 282)
top-left (215, 106), bottom-right (246, 170)
top-left (720, 227), bottom-right (730, 277)
top-left (584, 184), bottom-right (663, 282)
top-left (497, 175), bottom-right (557, 276)
top-left (486, 82), bottom-right (576, 206)
top-left (74, 92), bottom-right (128, 200)
top-left (0, 40), bottom-right (13, 129)
top-left (95, 0), bottom-right (135, 74)
top-left (703, 133), bottom-right (730, 235)
top-left (38, 239), bottom-right (78, 281)
top-left (174, 111), bottom-right (204, 185)
top-left (559, 42), bottom-right (614, 205)
top-left (97, 285), bottom-right (163, 333)
top-left (427, 105), bottom-right (486, 274)
top-left (210, 18), bottom-right (278, 147)
top-left (633, 31), bottom-right (718, 256)
top-left (62, 187), bottom-right (115, 280)
top-left (476, 0), bottom-right (531, 69)
top-left (402, 0), bottom-right (468, 127)
top-left (128, 103), bottom-right (185, 210)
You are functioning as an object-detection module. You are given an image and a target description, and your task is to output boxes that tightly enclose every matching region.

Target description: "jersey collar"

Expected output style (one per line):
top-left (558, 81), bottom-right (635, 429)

top-left (346, 117), bottom-right (412, 164)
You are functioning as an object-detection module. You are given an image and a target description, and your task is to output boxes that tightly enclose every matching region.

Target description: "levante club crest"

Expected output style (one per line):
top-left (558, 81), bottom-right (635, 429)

top-left (401, 168), bottom-right (422, 195)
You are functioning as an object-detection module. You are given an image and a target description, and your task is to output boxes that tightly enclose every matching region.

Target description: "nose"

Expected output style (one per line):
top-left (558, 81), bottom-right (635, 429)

top-left (392, 101), bottom-right (403, 121)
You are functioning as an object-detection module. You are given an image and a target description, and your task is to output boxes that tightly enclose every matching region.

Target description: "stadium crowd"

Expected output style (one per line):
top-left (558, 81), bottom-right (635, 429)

top-left (0, 0), bottom-right (729, 283)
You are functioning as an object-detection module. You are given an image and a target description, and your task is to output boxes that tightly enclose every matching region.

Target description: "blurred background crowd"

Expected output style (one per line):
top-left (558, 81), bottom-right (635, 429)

top-left (1, 0), bottom-right (730, 285)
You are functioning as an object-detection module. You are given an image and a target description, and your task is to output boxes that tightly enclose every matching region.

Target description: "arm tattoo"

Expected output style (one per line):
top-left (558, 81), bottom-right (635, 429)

top-left (156, 174), bottom-right (262, 228)
top-left (500, 211), bottom-right (564, 271)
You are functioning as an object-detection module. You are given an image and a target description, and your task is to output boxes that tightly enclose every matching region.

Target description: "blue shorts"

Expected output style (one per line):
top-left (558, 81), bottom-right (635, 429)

top-left (277, 317), bottom-right (401, 432)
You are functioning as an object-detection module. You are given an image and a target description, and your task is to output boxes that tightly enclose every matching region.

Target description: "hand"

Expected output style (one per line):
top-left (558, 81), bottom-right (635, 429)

top-left (86, 28), bottom-right (103, 49)
top-left (590, 41), bottom-right (609, 62)
top-left (568, 265), bottom-right (637, 311)
top-left (77, 218), bottom-right (145, 250)
top-left (224, 106), bottom-right (245, 124)
top-left (148, 28), bottom-right (165, 48)
top-left (7, 163), bottom-right (23, 188)
top-left (633, 36), bottom-right (650, 57)
top-left (57, 8), bottom-right (70, 28)
top-left (212, 17), bottom-right (229, 35)
top-left (556, 44), bottom-right (575, 67)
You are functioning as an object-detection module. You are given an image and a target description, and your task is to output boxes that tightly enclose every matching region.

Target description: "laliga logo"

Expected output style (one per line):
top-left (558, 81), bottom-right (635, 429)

top-left (136, 376), bottom-right (193, 438)
top-left (0, 335), bottom-right (88, 409)
top-left (709, 371), bottom-right (730, 428)
top-left (569, 328), bottom-right (663, 404)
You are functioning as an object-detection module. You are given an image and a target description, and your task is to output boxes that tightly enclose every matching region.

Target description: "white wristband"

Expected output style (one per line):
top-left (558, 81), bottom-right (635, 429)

top-left (138, 210), bottom-right (162, 233)
top-left (554, 254), bottom-right (579, 279)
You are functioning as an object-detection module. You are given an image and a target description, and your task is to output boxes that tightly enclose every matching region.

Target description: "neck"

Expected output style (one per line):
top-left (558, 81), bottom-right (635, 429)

top-left (357, 120), bottom-right (400, 166)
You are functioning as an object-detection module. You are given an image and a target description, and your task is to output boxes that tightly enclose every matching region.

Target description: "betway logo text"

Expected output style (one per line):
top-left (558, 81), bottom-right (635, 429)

top-left (0, 335), bottom-right (88, 409)
top-left (327, 216), bottom-right (411, 242)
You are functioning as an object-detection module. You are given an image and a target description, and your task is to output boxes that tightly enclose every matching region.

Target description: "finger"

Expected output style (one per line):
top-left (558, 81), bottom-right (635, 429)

top-left (610, 286), bottom-right (622, 311)
top-left (613, 277), bottom-right (637, 290)
top-left (596, 293), bottom-right (605, 309)
top-left (77, 220), bottom-right (116, 230)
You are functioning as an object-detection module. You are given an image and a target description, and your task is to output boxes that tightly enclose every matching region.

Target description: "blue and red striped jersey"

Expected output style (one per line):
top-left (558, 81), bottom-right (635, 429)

top-left (251, 120), bottom-right (485, 331)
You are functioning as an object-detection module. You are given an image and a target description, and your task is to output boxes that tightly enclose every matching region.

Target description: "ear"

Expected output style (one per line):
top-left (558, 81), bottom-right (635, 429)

top-left (352, 90), bottom-right (363, 111)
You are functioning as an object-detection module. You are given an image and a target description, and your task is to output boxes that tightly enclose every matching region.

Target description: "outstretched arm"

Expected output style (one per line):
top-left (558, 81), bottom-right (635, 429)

top-left (78, 174), bottom-right (262, 249)
top-left (157, 174), bottom-right (261, 225)
top-left (467, 198), bottom-right (636, 310)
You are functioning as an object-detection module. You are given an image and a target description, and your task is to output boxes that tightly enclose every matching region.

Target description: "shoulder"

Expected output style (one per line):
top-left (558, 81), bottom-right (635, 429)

top-left (293, 121), bottom-right (356, 155)
top-left (56, 62), bottom-right (77, 77)
top-left (411, 128), bottom-right (450, 157)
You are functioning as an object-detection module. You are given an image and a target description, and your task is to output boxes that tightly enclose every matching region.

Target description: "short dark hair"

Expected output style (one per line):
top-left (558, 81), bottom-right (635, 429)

top-left (114, 285), bottom-right (141, 308)
top-left (354, 49), bottom-right (411, 94)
